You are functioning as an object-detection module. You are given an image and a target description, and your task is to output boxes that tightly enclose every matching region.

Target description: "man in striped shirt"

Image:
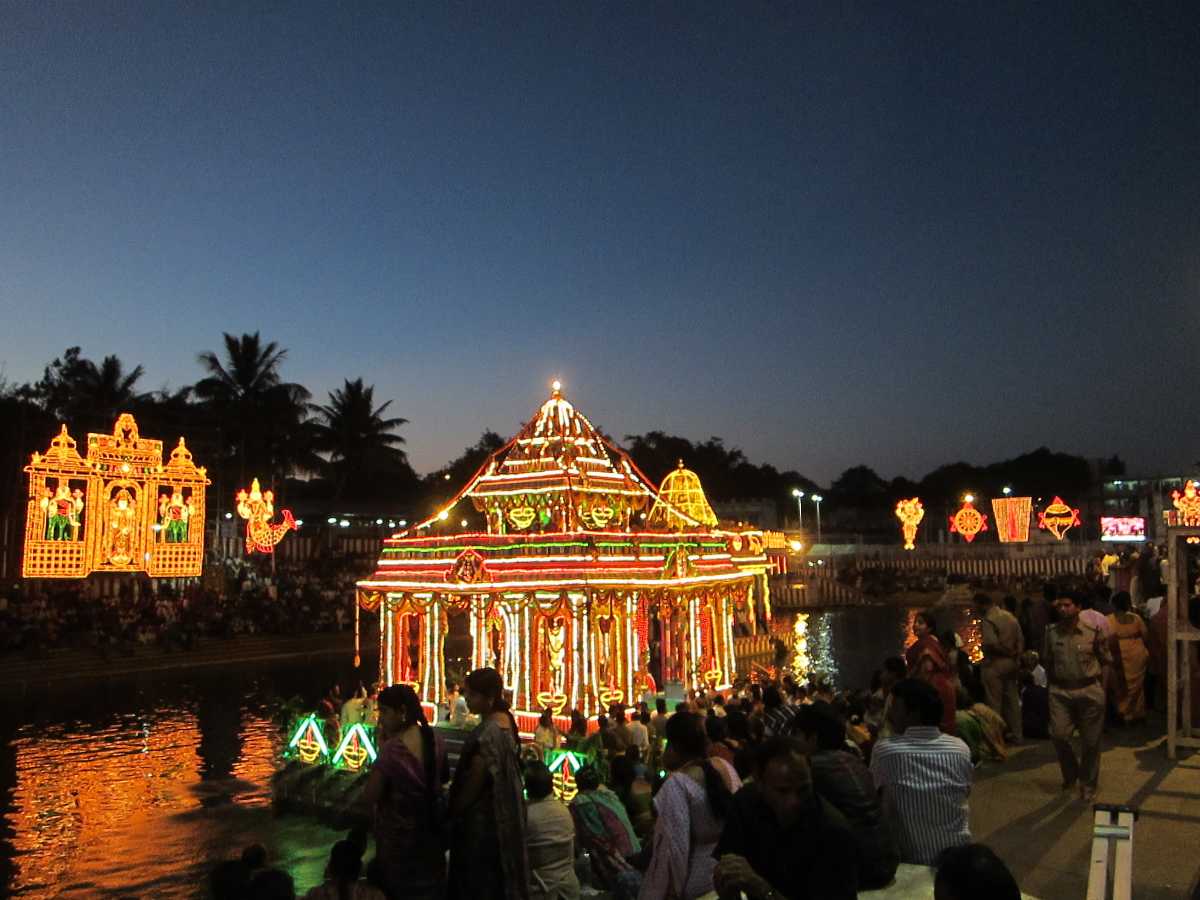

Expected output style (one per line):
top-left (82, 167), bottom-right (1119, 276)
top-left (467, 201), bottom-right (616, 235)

top-left (869, 678), bottom-right (973, 866)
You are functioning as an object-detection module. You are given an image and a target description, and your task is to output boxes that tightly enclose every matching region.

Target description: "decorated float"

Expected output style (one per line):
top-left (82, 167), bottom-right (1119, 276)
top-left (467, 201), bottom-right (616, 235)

top-left (355, 382), bottom-right (770, 731)
top-left (274, 383), bottom-right (771, 812)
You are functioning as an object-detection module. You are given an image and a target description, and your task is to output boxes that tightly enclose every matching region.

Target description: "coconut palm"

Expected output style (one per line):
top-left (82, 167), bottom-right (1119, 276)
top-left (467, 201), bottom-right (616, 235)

top-left (310, 378), bottom-right (409, 500)
top-left (194, 332), bottom-right (314, 484)
top-left (31, 347), bottom-right (146, 430)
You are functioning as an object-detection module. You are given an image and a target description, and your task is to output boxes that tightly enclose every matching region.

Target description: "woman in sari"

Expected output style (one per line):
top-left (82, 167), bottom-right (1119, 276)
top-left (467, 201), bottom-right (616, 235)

top-left (447, 667), bottom-right (530, 900)
top-left (1108, 591), bottom-right (1149, 724)
top-left (905, 611), bottom-right (957, 735)
top-left (365, 684), bottom-right (448, 900)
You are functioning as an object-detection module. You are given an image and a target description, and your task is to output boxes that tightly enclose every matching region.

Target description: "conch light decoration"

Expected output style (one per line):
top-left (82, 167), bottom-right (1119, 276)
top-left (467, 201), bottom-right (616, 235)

top-left (991, 496), bottom-right (1032, 543)
top-left (894, 497), bottom-right (924, 550)
top-left (22, 414), bottom-right (209, 578)
top-left (1168, 480), bottom-right (1200, 527)
top-left (949, 498), bottom-right (988, 543)
top-left (235, 478), bottom-right (298, 554)
top-left (1038, 496), bottom-right (1080, 540)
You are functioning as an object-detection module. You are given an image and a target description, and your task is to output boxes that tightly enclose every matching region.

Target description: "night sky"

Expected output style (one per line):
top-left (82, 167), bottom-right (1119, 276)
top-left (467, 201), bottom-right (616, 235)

top-left (2, 3), bottom-right (1197, 484)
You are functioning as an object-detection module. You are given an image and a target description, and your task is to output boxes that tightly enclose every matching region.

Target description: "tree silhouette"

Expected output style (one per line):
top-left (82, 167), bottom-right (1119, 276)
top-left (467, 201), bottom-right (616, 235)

top-left (311, 377), bottom-right (411, 501)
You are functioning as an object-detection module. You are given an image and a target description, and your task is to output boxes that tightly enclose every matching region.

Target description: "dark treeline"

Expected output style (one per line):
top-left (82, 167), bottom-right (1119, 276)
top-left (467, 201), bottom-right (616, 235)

top-left (0, 334), bottom-right (1123, 528)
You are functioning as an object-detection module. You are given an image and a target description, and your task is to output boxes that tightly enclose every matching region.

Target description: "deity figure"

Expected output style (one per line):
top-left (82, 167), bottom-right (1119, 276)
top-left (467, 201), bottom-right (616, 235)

top-left (107, 488), bottom-right (137, 566)
top-left (634, 649), bottom-right (657, 702)
top-left (488, 611), bottom-right (505, 672)
top-left (545, 616), bottom-right (566, 695)
top-left (40, 482), bottom-right (83, 541)
top-left (158, 489), bottom-right (191, 543)
top-left (595, 614), bottom-right (614, 686)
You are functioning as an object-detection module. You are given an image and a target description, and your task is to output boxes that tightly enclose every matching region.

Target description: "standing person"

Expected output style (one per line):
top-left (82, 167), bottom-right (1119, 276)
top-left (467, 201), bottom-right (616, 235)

top-left (365, 684), bottom-right (449, 900)
top-left (523, 762), bottom-right (580, 900)
top-left (1107, 592), bottom-right (1149, 725)
top-left (533, 709), bottom-right (560, 759)
top-left (1044, 594), bottom-right (1112, 802)
top-left (447, 668), bottom-right (529, 900)
top-left (649, 698), bottom-right (669, 765)
top-left (446, 682), bottom-right (471, 727)
top-left (906, 610), bottom-right (957, 735)
top-left (869, 679), bottom-right (973, 865)
top-left (639, 712), bottom-right (741, 900)
top-left (974, 594), bottom-right (1024, 742)
top-left (628, 708), bottom-right (651, 759)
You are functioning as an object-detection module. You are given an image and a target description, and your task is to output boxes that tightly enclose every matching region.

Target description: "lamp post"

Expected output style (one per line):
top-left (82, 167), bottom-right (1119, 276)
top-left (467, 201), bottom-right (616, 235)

top-left (811, 494), bottom-right (824, 551)
top-left (791, 488), bottom-right (805, 531)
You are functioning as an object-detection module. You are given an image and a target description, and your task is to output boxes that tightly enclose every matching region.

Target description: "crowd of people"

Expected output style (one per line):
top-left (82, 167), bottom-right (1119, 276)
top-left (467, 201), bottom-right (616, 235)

top-left (0, 558), bottom-right (367, 656)
top-left (211, 654), bottom-right (1037, 899)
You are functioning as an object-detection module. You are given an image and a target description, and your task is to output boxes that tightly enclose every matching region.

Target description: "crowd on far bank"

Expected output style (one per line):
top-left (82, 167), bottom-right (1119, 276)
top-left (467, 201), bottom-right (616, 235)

top-left (0, 558), bottom-right (369, 657)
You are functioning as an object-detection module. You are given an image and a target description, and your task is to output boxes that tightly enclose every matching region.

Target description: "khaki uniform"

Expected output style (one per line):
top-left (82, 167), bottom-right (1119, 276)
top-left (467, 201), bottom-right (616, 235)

top-left (980, 606), bottom-right (1024, 741)
top-left (1043, 618), bottom-right (1112, 789)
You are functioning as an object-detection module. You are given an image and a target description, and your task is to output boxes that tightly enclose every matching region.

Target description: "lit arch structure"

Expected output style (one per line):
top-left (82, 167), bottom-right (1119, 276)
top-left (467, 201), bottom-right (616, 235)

top-left (22, 413), bottom-right (209, 578)
top-left (357, 384), bottom-right (769, 726)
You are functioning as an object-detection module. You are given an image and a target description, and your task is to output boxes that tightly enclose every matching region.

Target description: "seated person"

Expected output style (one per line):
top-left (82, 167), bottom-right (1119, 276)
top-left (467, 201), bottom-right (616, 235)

top-left (569, 765), bottom-right (641, 898)
top-left (301, 839), bottom-right (384, 900)
top-left (524, 762), bottom-right (580, 900)
top-left (934, 843), bottom-right (1021, 900)
top-left (794, 703), bottom-right (899, 889)
top-left (870, 679), bottom-right (973, 866)
top-left (713, 737), bottom-right (859, 900)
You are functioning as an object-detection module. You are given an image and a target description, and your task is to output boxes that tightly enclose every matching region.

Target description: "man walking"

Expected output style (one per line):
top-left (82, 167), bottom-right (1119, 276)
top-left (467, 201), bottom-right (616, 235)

top-left (1044, 592), bottom-right (1112, 802)
top-left (975, 593), bottom-right (1024, 742)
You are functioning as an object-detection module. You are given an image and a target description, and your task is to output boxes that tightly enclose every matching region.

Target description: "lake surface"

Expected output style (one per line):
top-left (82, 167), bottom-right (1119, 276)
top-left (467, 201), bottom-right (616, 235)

top-left (0, 602), bottom-right (979, 898)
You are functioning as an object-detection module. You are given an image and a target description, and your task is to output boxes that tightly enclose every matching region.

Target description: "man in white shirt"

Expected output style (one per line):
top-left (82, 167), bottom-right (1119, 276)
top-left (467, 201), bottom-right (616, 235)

top-left (869, 678), bottom-right (973, 866)
top-left (524, 762), bottom-right (580, 900)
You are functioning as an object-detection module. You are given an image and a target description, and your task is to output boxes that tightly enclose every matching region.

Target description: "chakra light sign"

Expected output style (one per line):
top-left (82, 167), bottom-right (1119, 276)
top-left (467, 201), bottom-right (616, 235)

top-left (991, 497), bottom-right (1032, 543)
top-left (894, 498), bottom-right (925, 550)
top-left (22, 414), bottom-right (209, 578)
top-left (235, 478), bottom-right (297, 554)
top-left (949, 498), bottom-right (988, 543)
top-left (1038, 497), bottom-right (1080, 540)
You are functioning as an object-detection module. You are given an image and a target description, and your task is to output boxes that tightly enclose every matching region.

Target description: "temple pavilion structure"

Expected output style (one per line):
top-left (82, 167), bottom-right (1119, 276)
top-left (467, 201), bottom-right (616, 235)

top-left (357, 383), bottom-right (769, 725)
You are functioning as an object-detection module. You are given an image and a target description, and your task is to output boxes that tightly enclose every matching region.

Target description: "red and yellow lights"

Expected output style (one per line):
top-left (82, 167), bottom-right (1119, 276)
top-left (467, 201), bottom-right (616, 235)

top-left (894, 497), bottom-right (924, 550)
top-left (949, 498), bottom-right (988, 543)
top-left (991, 496), bottom-right (1032, 543)
top-left (235, 478), bottom-right (298, 554)
top-left (1038, 496), bottom-right (1080, 540)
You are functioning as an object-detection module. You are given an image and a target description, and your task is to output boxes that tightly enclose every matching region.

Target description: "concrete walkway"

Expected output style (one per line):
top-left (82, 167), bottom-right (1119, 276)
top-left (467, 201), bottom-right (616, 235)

top-left (970, 717), bottom-right (1200, 899)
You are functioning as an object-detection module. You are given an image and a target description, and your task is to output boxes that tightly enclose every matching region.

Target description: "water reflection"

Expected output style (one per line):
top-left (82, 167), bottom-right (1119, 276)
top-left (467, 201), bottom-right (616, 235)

top-left (1, 664), bottom-right (349, 898)
top-left (803, 604), bottom-right (982, 690)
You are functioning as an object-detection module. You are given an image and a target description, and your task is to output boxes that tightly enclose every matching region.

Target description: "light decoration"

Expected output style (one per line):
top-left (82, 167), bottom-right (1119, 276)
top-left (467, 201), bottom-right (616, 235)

top-left (545, 748), bottom-right (588, 801)
top-left (1037, 496), bottom-right (1081, 540)
top-left (894, 498), bottom-right (924, 550)
top-left (648, 462), bottom-right (719, 529)
top-left (331, 723), bottom-right (378, 771)
top-left (991, 496), bottom-right (1032, 543)
top-left (792, 612), bottom-right (810, 677)
top-left (287, 714), bottom-right (330, 765)
top-left (357, 383), bottom-right (769, 717)
top-left (949, 498), bottom-right (988, 543)
top-left (22, 414), bottom-right (209, 578)
top-left (235, 478), bottom-right (298, 554)
top-left (1168, 480), bottom-right (1200, 527)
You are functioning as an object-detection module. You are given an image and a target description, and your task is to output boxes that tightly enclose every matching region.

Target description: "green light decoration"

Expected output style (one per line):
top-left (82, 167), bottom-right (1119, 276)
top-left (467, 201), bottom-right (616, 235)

top-left (332, 723), bottom-right (378, 771)
top-left (287, 714), bottom-right (331, 764)
top-left (545, 748), bottom-right (589, 801)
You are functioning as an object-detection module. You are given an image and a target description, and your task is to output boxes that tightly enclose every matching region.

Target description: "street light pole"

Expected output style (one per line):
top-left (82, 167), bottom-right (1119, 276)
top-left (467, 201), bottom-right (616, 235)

top-left (812, 494), bottom-right (824, 553)
top-left (791, 488), bottom-right (805, 531)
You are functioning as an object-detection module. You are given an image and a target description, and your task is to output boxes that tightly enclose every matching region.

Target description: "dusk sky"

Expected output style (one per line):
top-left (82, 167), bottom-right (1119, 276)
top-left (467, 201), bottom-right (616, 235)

top-left (2, 3), bottom-right (1197, 485)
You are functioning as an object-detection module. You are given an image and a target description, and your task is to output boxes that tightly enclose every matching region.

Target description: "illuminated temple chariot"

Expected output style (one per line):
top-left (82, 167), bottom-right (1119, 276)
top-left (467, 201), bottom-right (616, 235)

top-left (357, 383), bottom-right (770, 725)
top-left (22, 413), bottom-right (209, 578)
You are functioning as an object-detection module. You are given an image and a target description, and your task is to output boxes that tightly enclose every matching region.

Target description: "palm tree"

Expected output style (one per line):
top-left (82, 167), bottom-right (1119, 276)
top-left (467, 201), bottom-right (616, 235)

top-left (194, 332), bottom-right (313, 484)
top-left (311, 378), bottom-right (409, 501)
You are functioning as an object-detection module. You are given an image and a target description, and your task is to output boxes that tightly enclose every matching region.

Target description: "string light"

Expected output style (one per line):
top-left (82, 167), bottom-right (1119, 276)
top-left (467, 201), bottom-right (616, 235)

top-left (1038, 496), bottom-right (1081, 540)
top-left (949, 498), bottom-right (988, 544)
top-left (991, 496), bottom-right (1032, 543)
top-left (22, 415), bottom-right (209, 578)
top-left (235, 478), bottom-right (298, 554)
top-left (894, 498), bottom-right (924, 550)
